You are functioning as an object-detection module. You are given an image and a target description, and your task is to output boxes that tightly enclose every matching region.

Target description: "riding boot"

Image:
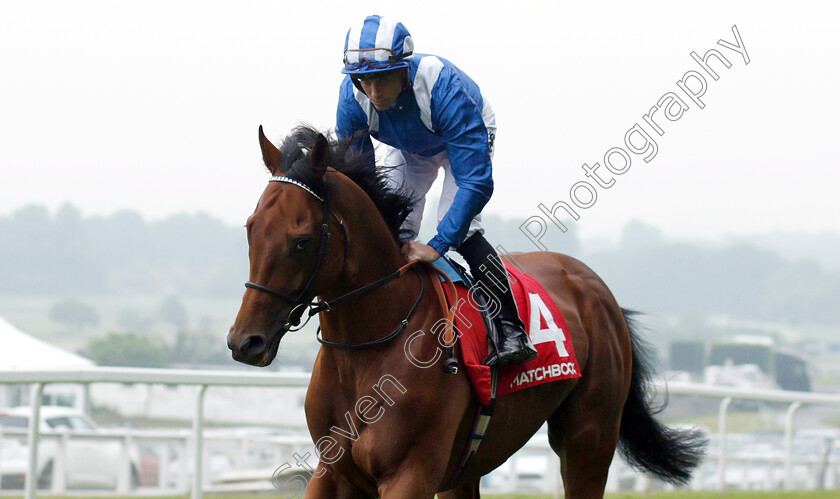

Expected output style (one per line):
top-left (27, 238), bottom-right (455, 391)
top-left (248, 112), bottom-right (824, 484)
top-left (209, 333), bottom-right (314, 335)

top-left (456, 232), bottom-right (538, 367)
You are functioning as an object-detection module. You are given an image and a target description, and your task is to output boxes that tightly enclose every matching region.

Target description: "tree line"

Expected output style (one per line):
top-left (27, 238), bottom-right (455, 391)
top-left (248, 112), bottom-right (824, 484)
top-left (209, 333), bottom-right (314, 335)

top-left (2, 203), bottom-right (839, 326)
top-left (0, 203), bottom-right (248, 297)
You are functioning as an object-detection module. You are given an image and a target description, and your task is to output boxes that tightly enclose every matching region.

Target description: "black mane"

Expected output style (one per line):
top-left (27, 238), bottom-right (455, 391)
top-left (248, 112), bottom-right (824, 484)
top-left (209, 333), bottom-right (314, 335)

top-left (278, 125), bottom-right (415, 242)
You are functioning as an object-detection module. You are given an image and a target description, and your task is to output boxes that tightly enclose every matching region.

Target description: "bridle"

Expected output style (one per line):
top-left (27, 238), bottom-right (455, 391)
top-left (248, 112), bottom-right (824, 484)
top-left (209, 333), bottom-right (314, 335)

top-left (243, 175), bottom-right (424, 349)
top-left (244, 176), bottom-right (345, 331)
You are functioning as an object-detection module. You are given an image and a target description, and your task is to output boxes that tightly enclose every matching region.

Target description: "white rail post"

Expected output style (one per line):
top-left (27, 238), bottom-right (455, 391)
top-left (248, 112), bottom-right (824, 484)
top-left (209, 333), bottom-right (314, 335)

top-left (53, 427), bottom-right (68, 493)
top-left (117, 426), bottom-right (133, 493)
top-left (717, 396), bottom-right (732, 493)
top-left (178, 434), bottom-right (189, 492)
top-left (25, 382), bottom-right (45, 499)
top-left (784, 401), bottom-right (802, 491)
top-left (192, 384), bottom-right (208, 499)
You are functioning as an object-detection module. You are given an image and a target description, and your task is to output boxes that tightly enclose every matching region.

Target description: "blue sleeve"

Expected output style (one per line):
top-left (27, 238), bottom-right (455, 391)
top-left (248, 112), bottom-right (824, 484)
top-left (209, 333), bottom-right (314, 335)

top-left (425, 65), bottom-right (493, 255)
top-left (336, 77), bottom-right (374, 157)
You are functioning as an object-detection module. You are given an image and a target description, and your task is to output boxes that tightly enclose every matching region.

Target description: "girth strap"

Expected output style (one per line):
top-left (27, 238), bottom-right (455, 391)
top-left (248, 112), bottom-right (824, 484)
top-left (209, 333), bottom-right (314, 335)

top-left (441, 366), bottom-right (499, 491)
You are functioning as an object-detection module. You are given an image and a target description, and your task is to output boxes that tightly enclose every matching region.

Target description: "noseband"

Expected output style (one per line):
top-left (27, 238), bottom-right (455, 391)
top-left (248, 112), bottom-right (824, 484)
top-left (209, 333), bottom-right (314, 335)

top-left (244, 176), bottom-right (346, 331)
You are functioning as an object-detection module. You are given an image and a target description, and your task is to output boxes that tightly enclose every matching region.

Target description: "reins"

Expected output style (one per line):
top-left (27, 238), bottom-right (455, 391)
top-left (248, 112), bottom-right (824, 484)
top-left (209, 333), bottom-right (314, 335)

top-left (314, 261), bottom-right (459, 356)
top-left (315, 262), bottom-right (424, 349)
top-left (310, 259), bottom-right (419, 316)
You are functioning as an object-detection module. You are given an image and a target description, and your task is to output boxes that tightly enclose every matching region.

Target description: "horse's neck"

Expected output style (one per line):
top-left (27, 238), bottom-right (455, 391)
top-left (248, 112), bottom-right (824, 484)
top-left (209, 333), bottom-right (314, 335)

top-left (318, 182), bottom-right (421, 347)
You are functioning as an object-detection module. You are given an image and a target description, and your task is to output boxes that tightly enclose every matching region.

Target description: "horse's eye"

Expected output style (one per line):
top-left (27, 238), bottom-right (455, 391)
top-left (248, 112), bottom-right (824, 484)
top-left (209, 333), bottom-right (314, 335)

top-left (295, 238), bottom-right (310, 252)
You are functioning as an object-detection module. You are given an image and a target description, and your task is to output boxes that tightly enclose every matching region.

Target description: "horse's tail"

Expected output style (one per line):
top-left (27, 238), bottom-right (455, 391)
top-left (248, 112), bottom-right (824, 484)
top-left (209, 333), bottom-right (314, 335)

top-left (617, 308), bottom-right (707, 485)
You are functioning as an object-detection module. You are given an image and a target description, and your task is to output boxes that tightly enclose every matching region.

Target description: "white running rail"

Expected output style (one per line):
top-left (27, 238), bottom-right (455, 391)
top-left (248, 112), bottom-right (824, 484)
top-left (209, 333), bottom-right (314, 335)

top-left (3, 368), bottom-right (840, 497)
top-left (0, 367), bottom-right (309, 499)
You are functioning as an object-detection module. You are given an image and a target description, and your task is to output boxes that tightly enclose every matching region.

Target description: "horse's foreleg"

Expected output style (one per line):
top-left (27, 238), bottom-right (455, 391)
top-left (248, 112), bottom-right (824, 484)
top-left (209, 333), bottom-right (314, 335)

top-left (437, 478), bottom-right (481, 498)
top-left (377, 463), bottom-right (441, 499)
top-left (377, 476), bottom-right (435, 499)
top-left (304, 462), bottom-right (374, 499)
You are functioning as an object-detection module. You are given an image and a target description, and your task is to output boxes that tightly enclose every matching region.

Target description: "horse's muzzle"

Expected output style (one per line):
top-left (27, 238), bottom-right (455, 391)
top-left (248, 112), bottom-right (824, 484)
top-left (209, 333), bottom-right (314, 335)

top-left (227, 327), bottom-right (284, 366)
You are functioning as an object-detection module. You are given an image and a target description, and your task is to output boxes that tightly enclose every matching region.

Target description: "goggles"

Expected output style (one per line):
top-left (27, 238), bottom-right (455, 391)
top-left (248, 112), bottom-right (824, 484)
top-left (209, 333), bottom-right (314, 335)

top-left (343, 47), bottom-right (411, 71)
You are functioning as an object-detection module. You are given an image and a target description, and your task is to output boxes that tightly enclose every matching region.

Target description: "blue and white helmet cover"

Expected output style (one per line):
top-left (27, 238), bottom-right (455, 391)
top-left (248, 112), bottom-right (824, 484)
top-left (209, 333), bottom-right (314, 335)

top-left (342, 15), bottom-right (414, 75)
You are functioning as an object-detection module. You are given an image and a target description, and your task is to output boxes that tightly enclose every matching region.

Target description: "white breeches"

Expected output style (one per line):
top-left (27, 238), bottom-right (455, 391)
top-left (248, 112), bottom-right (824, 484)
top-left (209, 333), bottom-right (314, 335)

top-left (383, 147), bottom-right (484, 243)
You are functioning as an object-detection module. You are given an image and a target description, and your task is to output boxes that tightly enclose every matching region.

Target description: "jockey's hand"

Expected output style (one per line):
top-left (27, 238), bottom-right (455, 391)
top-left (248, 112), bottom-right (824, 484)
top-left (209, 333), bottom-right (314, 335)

top-left (401, 241), bottom-right (441, 263)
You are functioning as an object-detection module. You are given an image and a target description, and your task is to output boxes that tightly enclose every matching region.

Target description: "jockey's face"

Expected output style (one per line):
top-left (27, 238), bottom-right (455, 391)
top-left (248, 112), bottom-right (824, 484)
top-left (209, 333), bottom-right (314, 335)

top-left (358, 70), bottom-right (404, 111)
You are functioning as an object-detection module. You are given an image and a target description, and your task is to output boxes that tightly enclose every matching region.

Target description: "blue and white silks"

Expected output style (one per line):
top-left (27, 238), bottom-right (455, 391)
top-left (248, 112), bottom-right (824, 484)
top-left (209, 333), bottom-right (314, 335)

top-left (336, 54), bottom-right (497, 255)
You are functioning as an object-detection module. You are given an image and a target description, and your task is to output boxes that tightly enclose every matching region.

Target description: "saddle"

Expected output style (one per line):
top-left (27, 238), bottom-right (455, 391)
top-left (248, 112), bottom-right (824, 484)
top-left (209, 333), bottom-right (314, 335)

top-left (431, 255), bottom-right (581, 406)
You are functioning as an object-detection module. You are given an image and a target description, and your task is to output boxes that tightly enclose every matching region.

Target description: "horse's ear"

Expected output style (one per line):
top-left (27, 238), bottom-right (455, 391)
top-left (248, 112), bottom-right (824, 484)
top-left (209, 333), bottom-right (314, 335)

top-left (258, 125), bottom-right (283, 175)
top-left (310, 133), bottom-right (329, 180)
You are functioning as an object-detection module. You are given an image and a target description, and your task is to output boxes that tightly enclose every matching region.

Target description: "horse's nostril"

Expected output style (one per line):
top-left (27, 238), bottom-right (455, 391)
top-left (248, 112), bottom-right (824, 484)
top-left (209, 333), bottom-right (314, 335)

top-left (240, 335), bottom-right (266, 357)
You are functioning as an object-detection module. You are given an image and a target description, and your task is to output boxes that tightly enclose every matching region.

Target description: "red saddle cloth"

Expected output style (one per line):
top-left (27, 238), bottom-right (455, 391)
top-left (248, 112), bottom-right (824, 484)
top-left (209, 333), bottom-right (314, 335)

top-left (444, 263), bottom-right (581, 406)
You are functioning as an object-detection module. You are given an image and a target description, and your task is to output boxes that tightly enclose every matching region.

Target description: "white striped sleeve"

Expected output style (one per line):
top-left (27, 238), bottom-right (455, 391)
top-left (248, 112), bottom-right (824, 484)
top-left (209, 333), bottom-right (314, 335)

top-left (413, 56), bottom-right (445, 132)
top-left (353, 86), bottom-right (379, 133)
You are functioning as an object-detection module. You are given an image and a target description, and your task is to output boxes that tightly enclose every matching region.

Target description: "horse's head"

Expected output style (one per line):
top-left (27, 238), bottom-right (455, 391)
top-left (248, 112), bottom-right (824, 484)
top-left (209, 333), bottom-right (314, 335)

top-left (227, 126), bottom-right (345, 366)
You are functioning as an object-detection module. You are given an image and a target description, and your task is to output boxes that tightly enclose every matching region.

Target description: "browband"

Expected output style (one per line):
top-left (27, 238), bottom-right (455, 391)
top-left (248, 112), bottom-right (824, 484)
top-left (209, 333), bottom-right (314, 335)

top-left (269, 176), bottom-right (324, 202)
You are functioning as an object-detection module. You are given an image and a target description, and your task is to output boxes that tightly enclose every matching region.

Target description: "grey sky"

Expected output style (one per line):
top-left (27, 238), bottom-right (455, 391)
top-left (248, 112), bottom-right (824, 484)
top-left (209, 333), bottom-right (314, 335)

top-left (1, 1), bottom-right (838, 241)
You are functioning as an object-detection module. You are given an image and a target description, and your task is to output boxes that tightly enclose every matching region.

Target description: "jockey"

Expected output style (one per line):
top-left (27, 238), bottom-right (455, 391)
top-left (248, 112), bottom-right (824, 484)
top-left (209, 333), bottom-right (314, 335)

top-left (335, 15), bottom-right (537, 367)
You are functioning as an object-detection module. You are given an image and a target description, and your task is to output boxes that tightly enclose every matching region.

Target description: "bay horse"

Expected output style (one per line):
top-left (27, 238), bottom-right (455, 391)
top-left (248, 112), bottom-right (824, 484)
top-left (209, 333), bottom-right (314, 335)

top-left (228, 125), bottom-right (704, 498)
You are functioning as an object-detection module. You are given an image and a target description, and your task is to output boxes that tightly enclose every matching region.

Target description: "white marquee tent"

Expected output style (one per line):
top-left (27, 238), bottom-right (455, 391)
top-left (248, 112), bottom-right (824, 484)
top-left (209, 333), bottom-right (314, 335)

top-left (0, 315), bottom-right (93, 410)
top-left (0, 315), bottom-right (93, 369)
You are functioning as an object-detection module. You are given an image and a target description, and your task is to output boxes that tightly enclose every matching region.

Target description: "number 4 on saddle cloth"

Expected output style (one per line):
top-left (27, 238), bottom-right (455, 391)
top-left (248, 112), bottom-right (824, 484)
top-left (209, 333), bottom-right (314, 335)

top-left (432, 256), bottom-right (582, 407)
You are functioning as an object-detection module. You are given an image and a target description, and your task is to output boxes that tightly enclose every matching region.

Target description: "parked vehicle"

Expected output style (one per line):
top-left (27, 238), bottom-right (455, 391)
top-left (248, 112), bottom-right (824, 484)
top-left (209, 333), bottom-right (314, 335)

top-left (0, 406), bottom-right (140, 490)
